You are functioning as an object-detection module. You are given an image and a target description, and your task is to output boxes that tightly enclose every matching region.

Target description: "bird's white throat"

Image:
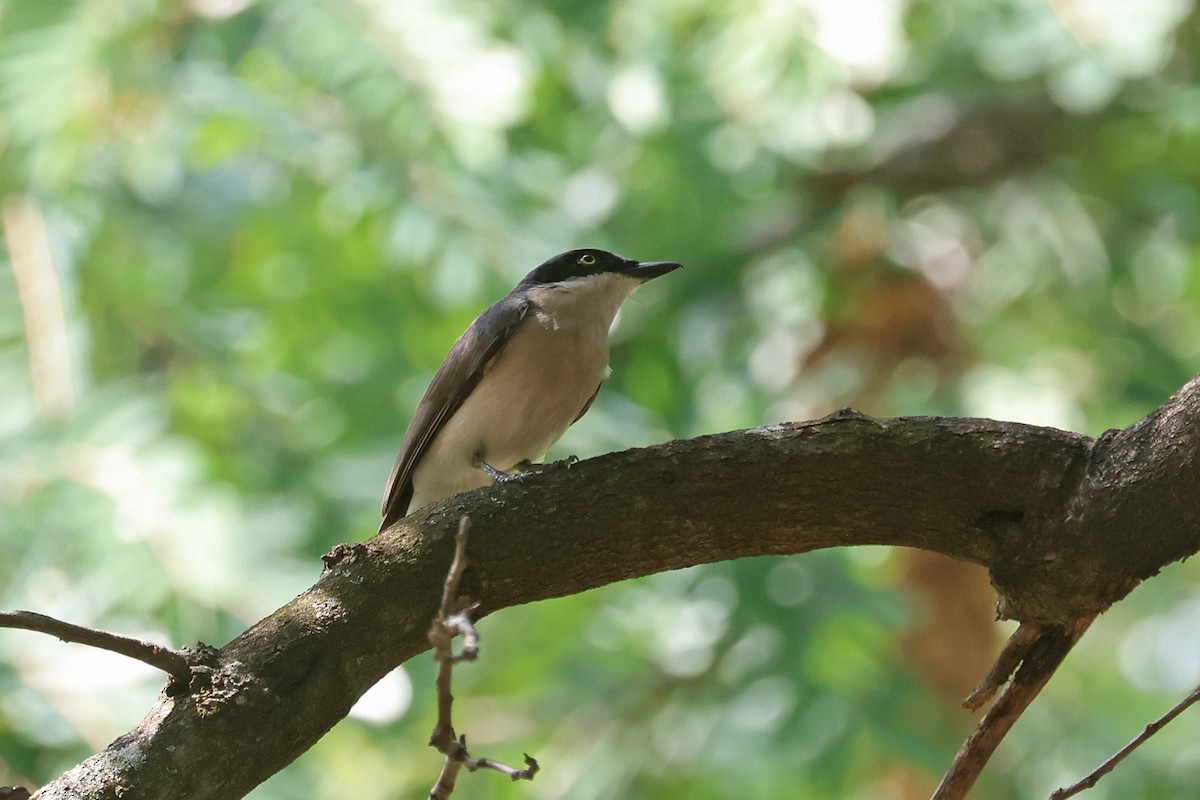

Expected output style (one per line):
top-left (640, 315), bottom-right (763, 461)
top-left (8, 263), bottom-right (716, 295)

top-left (525, 272), bottom-right (641, 333)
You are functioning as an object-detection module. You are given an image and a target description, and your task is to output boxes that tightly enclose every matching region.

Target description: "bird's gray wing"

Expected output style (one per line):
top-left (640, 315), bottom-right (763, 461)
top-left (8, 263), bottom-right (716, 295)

top-left (380, 295), bottom-right (532, 530)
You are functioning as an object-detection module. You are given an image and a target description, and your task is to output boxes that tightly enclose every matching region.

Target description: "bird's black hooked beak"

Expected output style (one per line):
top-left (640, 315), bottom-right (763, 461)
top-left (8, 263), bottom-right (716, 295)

top-left (621, 260), bottom-right (683, 282)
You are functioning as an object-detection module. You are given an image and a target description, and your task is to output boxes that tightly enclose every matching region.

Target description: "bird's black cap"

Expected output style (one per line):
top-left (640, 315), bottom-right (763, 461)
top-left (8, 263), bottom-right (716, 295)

top-left (519, 248), bottom-right (682, 287)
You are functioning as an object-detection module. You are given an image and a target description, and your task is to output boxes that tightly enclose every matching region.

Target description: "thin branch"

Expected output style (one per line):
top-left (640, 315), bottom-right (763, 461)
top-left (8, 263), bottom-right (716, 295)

top-left (429, 748), bottom-right (465, 800)
top-left (0, 610), bottom-right (191, 683)
top-left (963, 622), bottom-right (1042, 711)
top-left (436, 517), bottom-right (471, 623)
top-left (426, 517), bottom-right (539, 800)
top-left (1049, 683), bottom-right (1200, 800)
top-left (933, 618), bottom-right (1094, 800)
top-left (472, 754), bottom-right (539, 781)
top-left (441, 612), bottom-right (480, 664)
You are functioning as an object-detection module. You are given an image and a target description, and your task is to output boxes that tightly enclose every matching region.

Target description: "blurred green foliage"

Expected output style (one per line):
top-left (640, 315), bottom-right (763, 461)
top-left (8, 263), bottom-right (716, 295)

top-left (3, 0), bottom-right (1200, 797)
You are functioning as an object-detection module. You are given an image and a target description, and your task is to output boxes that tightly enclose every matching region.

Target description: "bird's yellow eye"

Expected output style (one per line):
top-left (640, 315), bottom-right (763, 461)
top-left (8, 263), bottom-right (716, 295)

top-left (578, 253), bottom-right (597, 266)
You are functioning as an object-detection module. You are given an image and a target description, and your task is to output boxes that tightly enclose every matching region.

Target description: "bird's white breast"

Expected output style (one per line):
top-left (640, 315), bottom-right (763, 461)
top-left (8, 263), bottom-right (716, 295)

top-left (408, 272), bottom-right (639, 510)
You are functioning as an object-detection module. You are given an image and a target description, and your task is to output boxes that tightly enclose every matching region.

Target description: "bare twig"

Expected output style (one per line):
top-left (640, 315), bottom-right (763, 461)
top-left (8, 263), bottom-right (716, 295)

top-left (1049, 683), bottom-right (1200, 799)
top-left (0, 609), bottom-right (191, 683)
top-left (963, 622), bottom-right (1042, 711)
top-left (436, 518), bottom-right (471, 625)
top-left (426, 517), bottom-right (539, 799)
top-left (933, 617), bottom-right (1094, 800)
top-left (440, 612), bottom-right (480, 664)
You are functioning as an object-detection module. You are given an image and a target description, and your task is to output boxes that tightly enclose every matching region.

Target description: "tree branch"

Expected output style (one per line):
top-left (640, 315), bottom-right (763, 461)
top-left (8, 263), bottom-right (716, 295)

top-left (0, 610), bottom-right (193, 684)
top-left (934, 618), bottom-right (1094, 800)
top-left (29, 375), bottom-right (1200, 800)
top-left (427, 518), bottom-right (538, 799)
top-left (1050, 682), bottom-right (1200, 799)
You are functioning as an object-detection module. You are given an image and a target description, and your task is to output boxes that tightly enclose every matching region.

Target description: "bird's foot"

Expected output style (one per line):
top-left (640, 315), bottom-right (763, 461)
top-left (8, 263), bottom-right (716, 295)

top-left (513, 455), bottom-right (579, 473)
top-left (477, 460), bottom-right (529, 485)
top-left (478, 455), bottom-right (580, 486)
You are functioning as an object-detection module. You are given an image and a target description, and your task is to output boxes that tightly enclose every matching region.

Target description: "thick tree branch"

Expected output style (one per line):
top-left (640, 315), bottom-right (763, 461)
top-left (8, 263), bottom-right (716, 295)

top-left (30, 375), bottom-right (1200, 800)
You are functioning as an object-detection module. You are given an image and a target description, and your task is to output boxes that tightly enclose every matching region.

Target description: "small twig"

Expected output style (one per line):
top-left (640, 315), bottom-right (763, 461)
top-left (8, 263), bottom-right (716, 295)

top-left (934, 617), bottom-right (1094, 800)
top-left (963, 622), bottom-right (1041, 710)
top-left (441, 612), bottom-right (480, 664)
top-left (427, 517), bottom-right (539, 799)
top-left (436, 518), bottom-right (472, 624)
top-left (1049, 683), bottom-right (1200, 799)
top-left (0, 609), bottom-right (191, 682)
top-left (473, 754), bottom-right (539, 780)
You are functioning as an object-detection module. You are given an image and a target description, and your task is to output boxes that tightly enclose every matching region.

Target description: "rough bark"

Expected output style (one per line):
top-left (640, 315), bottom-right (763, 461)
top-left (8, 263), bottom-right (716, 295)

top-left (30, 374), bottom-right (1200, 800)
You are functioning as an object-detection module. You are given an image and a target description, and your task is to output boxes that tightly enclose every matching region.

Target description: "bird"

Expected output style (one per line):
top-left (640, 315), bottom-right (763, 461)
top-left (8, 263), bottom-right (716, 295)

top-left (379, 248), bottom-right (682, 531)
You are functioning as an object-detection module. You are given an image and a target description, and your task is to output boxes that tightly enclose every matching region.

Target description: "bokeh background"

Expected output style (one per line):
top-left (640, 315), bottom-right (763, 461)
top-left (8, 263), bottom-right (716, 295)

top-left (3, 0), bottom-right (1200, 797)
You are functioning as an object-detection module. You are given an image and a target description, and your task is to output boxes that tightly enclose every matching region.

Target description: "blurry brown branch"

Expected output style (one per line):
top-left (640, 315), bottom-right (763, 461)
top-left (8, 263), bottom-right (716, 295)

top-left (0, 610), bottom-right (192, 683)
top-left (2, 196), bottom-right (76, 422)
top-left (1049, 682), bottom-right (1200, 799)
top-left (26, 373), bottom-right (1200, 800)
top-left (427, 518), bottom-right (538, 800)
top-left (811, 100), bottom-right (1061, 206)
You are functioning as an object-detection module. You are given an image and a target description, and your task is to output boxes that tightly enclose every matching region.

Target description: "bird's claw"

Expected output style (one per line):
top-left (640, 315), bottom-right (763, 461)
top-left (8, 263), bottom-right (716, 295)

top-left (479, 455), bottom-right (580, 486)
top-left (513, 455), bottom-right (579, 473)
top-left (477, 460), bottom-right (537, 487)
top-left (477, 461), bottom-right (515, 482)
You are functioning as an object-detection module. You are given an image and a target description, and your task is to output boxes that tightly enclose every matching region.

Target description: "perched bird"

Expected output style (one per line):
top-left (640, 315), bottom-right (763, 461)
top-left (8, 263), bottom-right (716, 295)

top-left (380, 248), bottom-right (682, 530)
